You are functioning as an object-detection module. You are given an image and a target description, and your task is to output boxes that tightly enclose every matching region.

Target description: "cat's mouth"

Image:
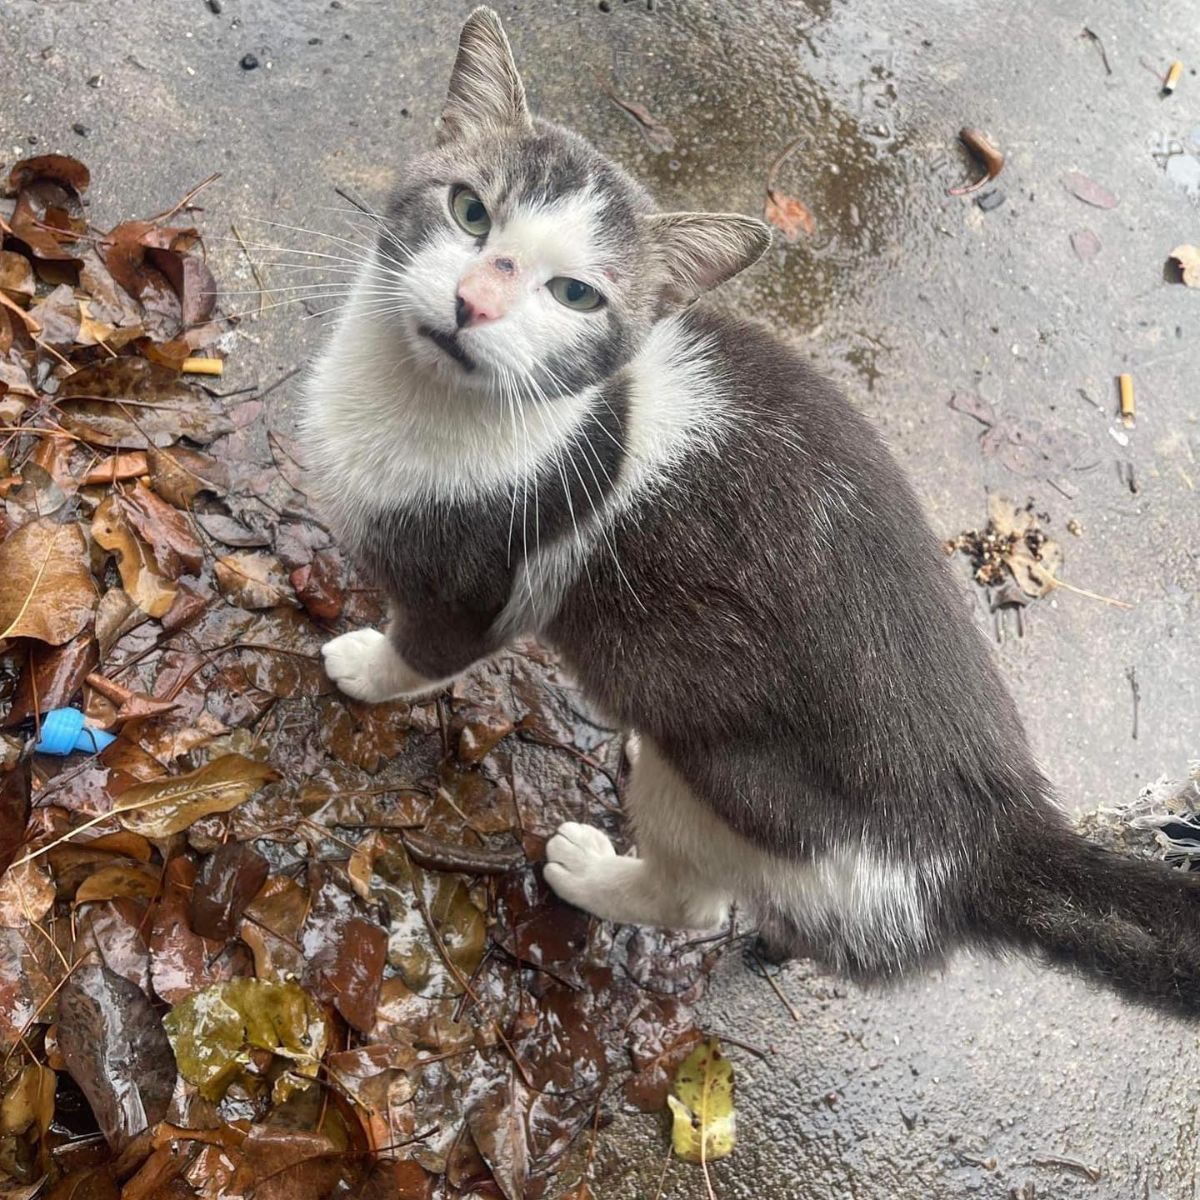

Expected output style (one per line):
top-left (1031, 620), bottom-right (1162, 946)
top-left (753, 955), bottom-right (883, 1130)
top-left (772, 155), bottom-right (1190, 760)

top-left (418, 325), bottom-right (476, 373)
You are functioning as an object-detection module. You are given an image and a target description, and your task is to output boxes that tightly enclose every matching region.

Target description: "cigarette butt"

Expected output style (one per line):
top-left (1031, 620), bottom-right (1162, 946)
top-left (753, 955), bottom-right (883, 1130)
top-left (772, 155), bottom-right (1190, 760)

top-left (1118, 373), bottom-right (1135, 426)
top-left (181, 357), bottom-right (224, 376)
top-left (1164, 60), bottom-right (1183, 94)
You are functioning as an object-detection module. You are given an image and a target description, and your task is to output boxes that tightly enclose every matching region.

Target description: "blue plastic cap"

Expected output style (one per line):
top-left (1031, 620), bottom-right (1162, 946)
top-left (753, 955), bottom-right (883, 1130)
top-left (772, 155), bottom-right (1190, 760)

top-left (35, 708), bottom-right (118, 756)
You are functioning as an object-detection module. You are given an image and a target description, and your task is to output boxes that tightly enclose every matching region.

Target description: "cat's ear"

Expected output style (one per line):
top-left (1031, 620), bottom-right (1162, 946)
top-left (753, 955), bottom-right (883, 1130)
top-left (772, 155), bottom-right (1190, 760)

top-left (644, 212), bottom-right (771, 307)
top-left (438, 8), bottom-right (532, 144)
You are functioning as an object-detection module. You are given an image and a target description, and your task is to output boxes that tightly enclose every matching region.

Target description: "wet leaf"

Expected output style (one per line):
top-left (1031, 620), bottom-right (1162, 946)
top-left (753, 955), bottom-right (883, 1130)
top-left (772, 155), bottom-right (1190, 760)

top-left (603, 88), bottom-right (675, 152)
top-left (0, 1063), bottom-right (55, 1139)
top-left (91, 495), bottom-right (176, 618)
top-left (115, 753), bottom-right (279, 838)
top-left (81, 898), bottom-right (152, 993)
top-left (301, 865), bottom-right (387, 1032)
top-left (1169, 243), bottom-right (1200, 287)
top-left (27, 283), bottom-right (81, 346)
top-left (0, 517), bottom-right (97, 644)
top-left (82, 450), bottom-right (149, 486)
top-left (4, 632), bottom-right (98, 725)
top-left (1062, 170), bottom-right (1118, 209)
top-left (74, 862), bottom-right (161, 906)
top-left (215, 552), bottom-right (297, 610)
top-left (667, 1037), bottom-right (736, 1164)
top-left (948, 392), bottom-right (995, 427)
top-left (148, 445), bottom-right (229, 507)
top-left (0, 763), bottom-right (30, 876)
top-left (947, 127), bottom-right (1004, 196)
top-left (239, 875), bottom-right (307, 982)
top-left (764, 189), bottom-right (815, 240)
top-left (57, 963), bottom-right (176, 1151)
top-left (468, 1074), bottom-right (530, 1200)
top-left (190, 842), bottom-right (269, 941)
top-left (0, 251), bottom-right (35, 302)
top-left (93, 588), bottom-right (149, 661)
top-left (118, 481), bottom-right (203, 579)
top-left (0, 858), bottom-right (55, 928)
top-left (163, 978), bottom-right (327, 1102)
top-left (7, 154), bottom-right (90, 196)
top-left (57, 358), bottom-right (232, 448)
top-left (149, 856), bottom-right (244, 1004)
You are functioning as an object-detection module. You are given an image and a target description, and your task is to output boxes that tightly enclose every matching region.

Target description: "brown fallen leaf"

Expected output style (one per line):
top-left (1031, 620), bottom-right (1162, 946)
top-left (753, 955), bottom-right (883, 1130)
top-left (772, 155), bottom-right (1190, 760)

top-left (0, 250), bottom-right (35, 302)
top-left (116, 753), bottom-right (280, 839)
top-left (1062, 170), bottom-right (1118, 209)
top-left (1169, 243), bottom-right (1200, 286)
top-left (92, 494), bottom-right (177, 618)
top-left (118, 480), bottom-right (204, 579)
top-left (0, 516), bottom-right (98, 644)
top-left (764, 189), bottom-right (815, 240)
top-left (85, 672), bottom-right (180, 723)
top-left (215, 552), bottom-right (298, 610)
top-left (83, 450), bottom-right (150, 485)
top-left (4, 632), bottom-right (98, 725)
top-left (0, 858), bottom-right (56, 928)
top-left (602, 85), bottom-right (675, 152)
top-left (57, 962), bottom-right (176, 1151)
top-left (763, 136), bottom-right (814, 241)
top-left (148, 444), bottom-right (229, 506)
top-left (74, 862), bottom-right (163, 906)
top-left (948, 128), bottom-right (1005, 196)
top-left (191, 842), bottom-right (270, 941)
top-left (57, 356), bottom-right (233, 448)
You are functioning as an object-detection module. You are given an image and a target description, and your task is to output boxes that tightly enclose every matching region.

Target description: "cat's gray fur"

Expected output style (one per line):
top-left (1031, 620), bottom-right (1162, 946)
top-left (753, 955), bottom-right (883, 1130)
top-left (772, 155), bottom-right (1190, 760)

top-left (304, 8), bottom-right (1200, 1014)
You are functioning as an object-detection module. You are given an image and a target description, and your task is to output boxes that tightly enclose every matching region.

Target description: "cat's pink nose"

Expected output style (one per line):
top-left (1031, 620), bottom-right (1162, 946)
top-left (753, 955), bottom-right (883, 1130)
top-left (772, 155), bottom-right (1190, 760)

top-left (456, 261), bottom-right (516, 328)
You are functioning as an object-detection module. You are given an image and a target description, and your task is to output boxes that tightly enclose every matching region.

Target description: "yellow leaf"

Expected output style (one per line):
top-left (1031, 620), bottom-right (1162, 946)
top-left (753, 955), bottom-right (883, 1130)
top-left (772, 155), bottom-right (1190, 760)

top-left (667, 1036), bottom-right (736, 1164)
top-left (116, 754), bottom-right (280, 839)
top-left (164, 978), bottom-right (327, 1102)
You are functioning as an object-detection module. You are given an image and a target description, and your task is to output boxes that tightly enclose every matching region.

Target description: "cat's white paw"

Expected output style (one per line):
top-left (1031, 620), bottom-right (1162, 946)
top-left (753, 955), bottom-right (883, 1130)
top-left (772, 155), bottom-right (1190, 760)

top-left (544, 822), bottom-right (620, 914)
top-left (321, 629), bottom-right (397, 703)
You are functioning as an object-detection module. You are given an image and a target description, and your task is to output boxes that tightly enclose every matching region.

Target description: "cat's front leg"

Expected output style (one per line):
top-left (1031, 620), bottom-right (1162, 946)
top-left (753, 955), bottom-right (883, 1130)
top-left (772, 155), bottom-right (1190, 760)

top-left (321, 629), bottom-right (445, 703)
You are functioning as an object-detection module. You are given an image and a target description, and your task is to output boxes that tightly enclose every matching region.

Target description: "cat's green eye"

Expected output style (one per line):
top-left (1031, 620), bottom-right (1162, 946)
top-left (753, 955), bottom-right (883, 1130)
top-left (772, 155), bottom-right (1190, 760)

top-left (548, 277), bottom-right (604, 312)
top-left (450, 186), bottom-right (491, 236)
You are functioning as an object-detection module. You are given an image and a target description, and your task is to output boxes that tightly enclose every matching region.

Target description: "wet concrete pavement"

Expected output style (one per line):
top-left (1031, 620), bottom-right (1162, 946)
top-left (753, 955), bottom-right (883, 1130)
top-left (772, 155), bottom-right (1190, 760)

top-left (3, 0), bottom-right (1198, 1195)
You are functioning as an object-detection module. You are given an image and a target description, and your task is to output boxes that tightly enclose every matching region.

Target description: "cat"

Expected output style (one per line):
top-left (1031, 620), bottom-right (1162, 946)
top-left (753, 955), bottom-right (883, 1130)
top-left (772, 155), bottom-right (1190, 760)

top-left (303, 7), bottom-right (1200, 1014)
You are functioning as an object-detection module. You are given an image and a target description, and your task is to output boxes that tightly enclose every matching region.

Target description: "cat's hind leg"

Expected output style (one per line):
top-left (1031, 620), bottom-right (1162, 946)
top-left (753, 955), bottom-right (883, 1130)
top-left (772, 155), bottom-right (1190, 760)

top-left (544, 736), bottom-right (733, 930)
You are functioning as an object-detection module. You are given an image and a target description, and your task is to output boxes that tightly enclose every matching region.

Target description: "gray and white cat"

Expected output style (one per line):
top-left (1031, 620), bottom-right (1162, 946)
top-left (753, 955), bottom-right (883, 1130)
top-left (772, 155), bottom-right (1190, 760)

top-left (304, 8), bottom-right (1200, 1011)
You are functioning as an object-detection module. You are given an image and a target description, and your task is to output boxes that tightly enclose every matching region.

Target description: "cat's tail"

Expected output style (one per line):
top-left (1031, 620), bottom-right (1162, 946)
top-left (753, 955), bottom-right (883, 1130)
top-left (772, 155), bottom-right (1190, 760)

top-left (978, 813), bottom-right (1200, 1018)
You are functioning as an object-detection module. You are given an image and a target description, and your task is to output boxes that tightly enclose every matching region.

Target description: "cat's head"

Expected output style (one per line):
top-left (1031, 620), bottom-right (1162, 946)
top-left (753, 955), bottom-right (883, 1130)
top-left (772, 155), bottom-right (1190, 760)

top-left (371, 7), bottom-right (770, 397)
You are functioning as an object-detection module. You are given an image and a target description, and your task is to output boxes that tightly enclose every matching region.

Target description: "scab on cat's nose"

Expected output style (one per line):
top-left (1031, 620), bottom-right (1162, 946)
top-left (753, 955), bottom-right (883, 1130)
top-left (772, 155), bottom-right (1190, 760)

top-left (456, 258), bottom-right (517, 327)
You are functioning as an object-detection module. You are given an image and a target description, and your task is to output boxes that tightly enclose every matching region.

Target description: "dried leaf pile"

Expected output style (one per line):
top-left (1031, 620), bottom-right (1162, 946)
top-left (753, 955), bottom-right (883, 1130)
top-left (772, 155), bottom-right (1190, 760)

top-left (945, 495), bottom-right (1063, 600)
top-left (0, 156), bottom-right (724, 1199)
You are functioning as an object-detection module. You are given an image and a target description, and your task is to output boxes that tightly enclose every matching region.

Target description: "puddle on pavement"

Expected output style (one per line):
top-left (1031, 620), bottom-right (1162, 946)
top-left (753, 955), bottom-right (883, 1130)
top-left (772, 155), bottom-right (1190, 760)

top-left (588, 0), bottom-right (942, 385)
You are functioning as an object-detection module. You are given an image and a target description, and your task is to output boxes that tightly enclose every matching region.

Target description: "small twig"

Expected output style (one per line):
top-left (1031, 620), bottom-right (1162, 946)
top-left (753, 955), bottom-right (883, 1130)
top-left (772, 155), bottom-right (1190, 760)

top-left (147, 172), bottom-right (221, 224)
top-left (231, 222), bottom-right (271, 316)
top-left (1032, 1154), bottom-right (1102, 1183)
top-left (766, 136), bottom-right (806, 192)
top-left (1125, 665), bottom-right (1140, 740)
top-left (1080, 27), bottom-right (1112, 75)
top-left (256, 363), bottom-right (303, 403)
top-left (750, 950), bottom-right (802, 1022)
top-left (1046, 577), bottom-right (1134, 611)
top-left (707, 1031), bottom-right (773, 1061)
